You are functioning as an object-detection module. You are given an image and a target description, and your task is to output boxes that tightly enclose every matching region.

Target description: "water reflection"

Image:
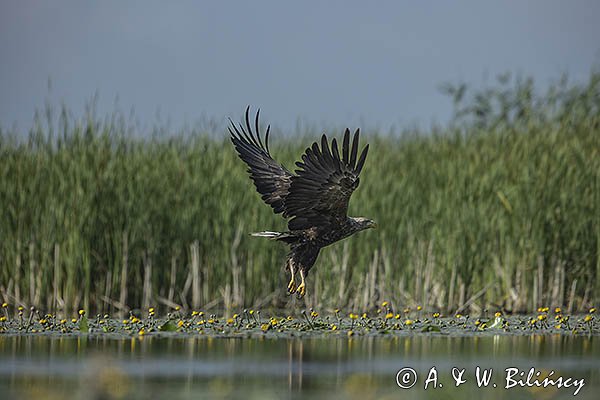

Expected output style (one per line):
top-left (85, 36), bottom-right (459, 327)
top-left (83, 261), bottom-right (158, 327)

top-left (0, 334), bottom-right (598, 399)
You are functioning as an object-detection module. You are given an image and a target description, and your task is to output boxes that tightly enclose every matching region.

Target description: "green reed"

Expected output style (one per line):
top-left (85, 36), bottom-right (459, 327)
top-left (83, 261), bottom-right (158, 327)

top-left (0, 72), bottom-right (598, 314)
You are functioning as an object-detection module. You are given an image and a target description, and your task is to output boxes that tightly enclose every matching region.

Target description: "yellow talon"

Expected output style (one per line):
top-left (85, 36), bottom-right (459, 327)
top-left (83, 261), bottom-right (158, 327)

top-left (295, 283), bottom-right (306, 298)
top-left (287, 260), bottom-right (296, 294)
top-left (287, 277), bottom-right (296, 294)
top-left (295, 269), bottom-right (306, 299)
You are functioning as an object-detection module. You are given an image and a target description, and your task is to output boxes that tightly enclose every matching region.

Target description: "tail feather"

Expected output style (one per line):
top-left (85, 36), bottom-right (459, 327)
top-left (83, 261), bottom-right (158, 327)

top-left (250, 231), bottom-right (283, 239)
top-left (250, 231), bottom-right (297, 244)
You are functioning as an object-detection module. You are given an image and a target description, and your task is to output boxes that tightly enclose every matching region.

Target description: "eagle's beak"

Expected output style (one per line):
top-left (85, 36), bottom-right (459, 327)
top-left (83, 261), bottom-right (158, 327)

top-left (370, 221), bottom-right (378, 229)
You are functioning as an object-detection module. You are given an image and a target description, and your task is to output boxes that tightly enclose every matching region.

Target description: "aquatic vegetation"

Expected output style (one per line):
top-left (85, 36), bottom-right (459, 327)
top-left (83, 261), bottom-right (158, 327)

top-left (0, 303), bottom-right (597, 337)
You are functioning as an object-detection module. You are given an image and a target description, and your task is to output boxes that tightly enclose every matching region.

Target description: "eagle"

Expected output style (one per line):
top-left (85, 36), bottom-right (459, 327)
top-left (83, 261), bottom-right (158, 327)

top-left (229, 107), bottom-right (376, 298)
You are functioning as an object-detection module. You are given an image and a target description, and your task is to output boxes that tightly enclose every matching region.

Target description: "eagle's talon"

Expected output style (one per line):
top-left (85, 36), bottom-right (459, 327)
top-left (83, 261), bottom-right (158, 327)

top-left (287, 260), bottom-right (296, 294)
top-left (287, 279), bottom-right (296, 294)
top-left (295, 283), bottom-right (306, 298)
top-left (295, 268), bottom-right (307, 298)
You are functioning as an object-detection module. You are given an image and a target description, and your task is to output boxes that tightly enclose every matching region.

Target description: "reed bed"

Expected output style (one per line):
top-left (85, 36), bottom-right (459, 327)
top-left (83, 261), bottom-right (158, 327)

top-left (0, 72), bottom-right (598, 314)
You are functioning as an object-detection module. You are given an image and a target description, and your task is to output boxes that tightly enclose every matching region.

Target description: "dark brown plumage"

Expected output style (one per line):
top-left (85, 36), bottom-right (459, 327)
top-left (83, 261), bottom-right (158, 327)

top-left (229, 107), bottom-right (376, 298)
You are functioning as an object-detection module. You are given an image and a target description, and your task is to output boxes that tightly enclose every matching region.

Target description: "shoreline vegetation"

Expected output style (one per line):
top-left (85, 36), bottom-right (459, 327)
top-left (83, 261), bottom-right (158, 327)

top-left (1, 72), bottom-right (599, 315)
top-left (0, 303), bottom-right (597, 336)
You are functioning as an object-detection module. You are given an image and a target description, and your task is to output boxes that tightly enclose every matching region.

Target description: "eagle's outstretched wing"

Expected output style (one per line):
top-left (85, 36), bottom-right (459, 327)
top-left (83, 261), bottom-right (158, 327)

top-left (229, 107), bottom-right (293, 214)
top-left (284, 129), bottom-right (369, 231)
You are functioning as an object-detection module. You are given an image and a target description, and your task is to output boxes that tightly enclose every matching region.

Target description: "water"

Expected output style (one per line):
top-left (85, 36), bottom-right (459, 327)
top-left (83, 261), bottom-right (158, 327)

top-left (0, 334), bottom-right (598, 399)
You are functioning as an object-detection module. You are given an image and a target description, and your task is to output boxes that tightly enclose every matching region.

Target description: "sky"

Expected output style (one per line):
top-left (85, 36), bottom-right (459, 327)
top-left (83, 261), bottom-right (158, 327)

top-left (1, 1), bottom-right (599, 135)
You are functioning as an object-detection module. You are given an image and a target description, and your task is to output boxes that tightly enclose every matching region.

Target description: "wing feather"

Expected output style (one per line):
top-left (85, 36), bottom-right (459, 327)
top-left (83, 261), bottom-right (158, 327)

top-left (355, 144), bottom-right (369, 175)
top-left (342, 129), bottom-right (350, 164)
top-left (230, 107), bottom-right (292, 215)
top-left (331, 138), bottom-right (340, 166)
top-left (230, 108), bottom-right (370, 230)
top-left (284, 129), bottom-right (369, 231)
top-left (349, 129), bottom-right (360, 169)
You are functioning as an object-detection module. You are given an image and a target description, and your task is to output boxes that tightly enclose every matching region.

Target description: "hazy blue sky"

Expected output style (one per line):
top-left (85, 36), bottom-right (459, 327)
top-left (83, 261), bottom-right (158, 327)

top-left (1, 1), bottom-right (599, 134)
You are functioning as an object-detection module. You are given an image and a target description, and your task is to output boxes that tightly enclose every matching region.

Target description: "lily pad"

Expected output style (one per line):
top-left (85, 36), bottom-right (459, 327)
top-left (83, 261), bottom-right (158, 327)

top-left (421, 324), bottom-right (441, 332)
top-left (159, 321), bottom-right (178, 332)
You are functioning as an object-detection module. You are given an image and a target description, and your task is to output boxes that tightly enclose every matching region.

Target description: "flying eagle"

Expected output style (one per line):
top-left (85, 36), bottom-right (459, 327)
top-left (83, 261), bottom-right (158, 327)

top-left (229, 107), bottom-right (376, 298)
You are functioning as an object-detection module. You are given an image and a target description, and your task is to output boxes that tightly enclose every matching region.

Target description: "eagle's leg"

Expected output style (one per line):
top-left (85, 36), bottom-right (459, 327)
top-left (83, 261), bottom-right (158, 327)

top-left (287, 260), bottom-right (297, 294)
top-left (295, 269), bottom-right (306, 299)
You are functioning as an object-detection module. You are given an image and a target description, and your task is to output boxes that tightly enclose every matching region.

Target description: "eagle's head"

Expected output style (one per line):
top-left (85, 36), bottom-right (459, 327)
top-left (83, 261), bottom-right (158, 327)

top-left (351, 217), bottom-right (378, 231)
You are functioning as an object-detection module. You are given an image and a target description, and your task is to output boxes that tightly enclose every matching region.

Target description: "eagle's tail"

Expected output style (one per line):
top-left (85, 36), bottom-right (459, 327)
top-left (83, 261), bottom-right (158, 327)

top-left (250, 231), bottom-right (297, 243)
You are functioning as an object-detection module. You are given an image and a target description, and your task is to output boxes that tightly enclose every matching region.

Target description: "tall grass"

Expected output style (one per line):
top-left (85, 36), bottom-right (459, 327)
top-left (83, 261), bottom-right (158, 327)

top-left (1, 72), bottom-right (599, 314)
